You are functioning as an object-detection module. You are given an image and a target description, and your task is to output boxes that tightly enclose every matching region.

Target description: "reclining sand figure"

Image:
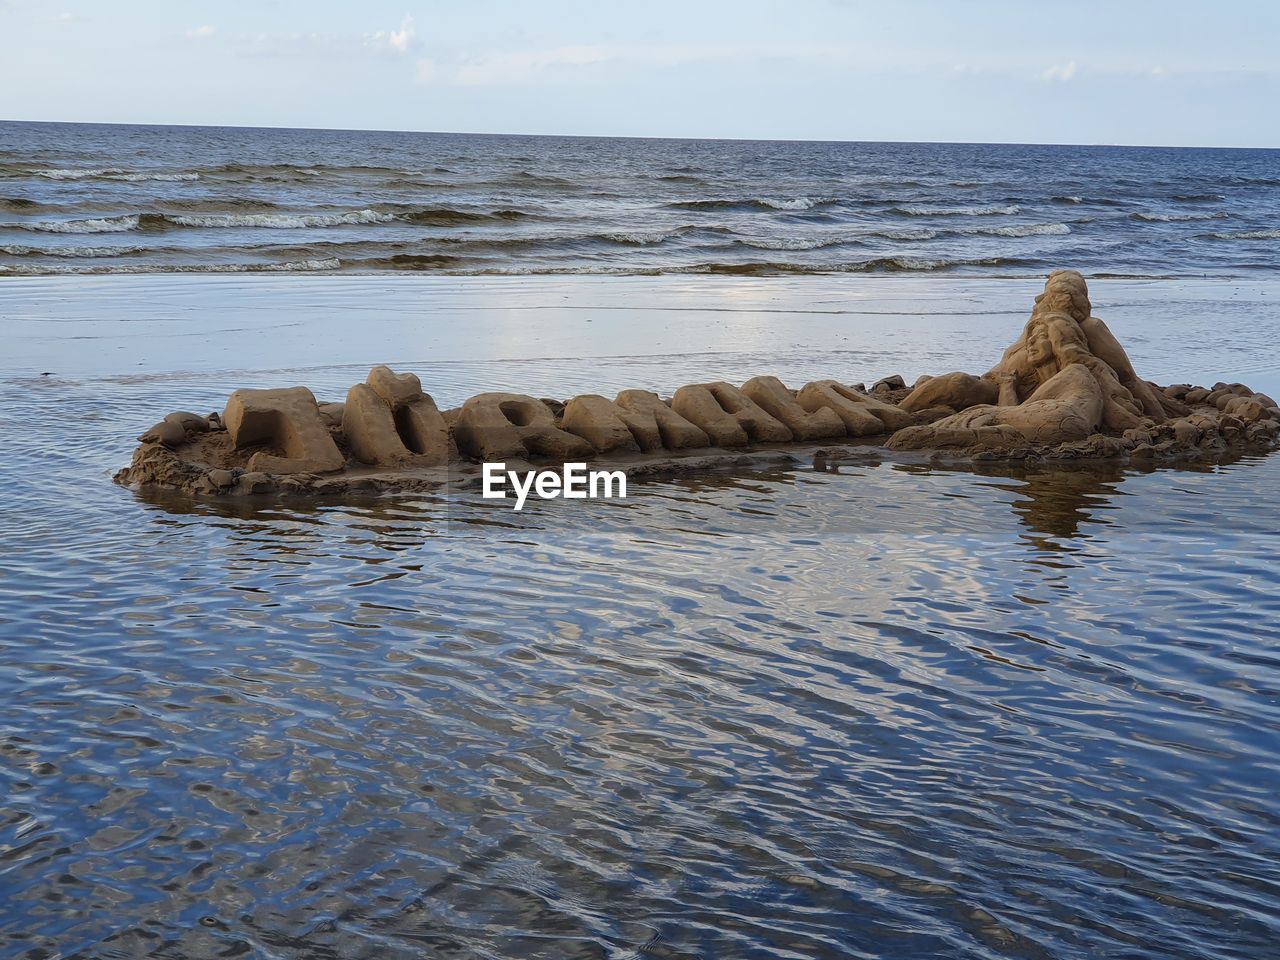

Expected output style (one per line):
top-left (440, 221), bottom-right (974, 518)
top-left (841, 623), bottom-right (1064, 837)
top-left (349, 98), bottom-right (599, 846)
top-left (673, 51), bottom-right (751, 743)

top-left (891, 270), bottom-right (1171, 450)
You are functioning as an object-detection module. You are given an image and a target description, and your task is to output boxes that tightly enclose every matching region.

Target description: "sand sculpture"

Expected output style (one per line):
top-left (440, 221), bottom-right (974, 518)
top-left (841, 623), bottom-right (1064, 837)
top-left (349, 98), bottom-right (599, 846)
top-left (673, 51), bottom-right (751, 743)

top-left (116, 271), bottom-right (1280, 497)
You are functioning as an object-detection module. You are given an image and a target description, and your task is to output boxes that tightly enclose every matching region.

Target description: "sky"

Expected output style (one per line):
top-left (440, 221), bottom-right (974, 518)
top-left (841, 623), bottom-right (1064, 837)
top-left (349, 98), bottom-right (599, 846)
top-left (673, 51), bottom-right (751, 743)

top-left (1, 0), bottom-right (1278, 146)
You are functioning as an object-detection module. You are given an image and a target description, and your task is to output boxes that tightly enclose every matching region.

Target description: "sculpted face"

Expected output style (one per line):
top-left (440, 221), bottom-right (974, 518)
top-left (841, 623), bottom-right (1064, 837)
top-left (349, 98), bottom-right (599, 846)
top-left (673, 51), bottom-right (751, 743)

top-left (1025, 317), bottom-right (1054, 366)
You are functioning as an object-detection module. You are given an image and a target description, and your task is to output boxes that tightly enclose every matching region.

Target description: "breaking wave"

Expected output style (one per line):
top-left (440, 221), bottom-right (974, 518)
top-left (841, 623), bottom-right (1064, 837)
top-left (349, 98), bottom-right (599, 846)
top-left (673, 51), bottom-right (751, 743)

top-left (1050, 196), bottom-right (1127, 206)
top-left (736, 236), bottom-right (848, 251)
top-left (599, 231), bottom-right (679, 245)
top-left (966, 223), bottom-right (1071, 237)
top-left (163, 209), bottom-right (397, 229)
top-left (21, 214), bottom-right (141, 234)
top-left (34, 168), bottom-right (200, 182)
top-left (12, 207), bottom-right (530, 234)
top-left (1206, 229), bottom-right (1280, 241)
top-left (1133, 211), bottom-right (1228, 222)
top-left (680, 256), bottom-right (1035, 276)
top-left (0, 257), bottom-right (341, 276)
top-left (668, 197), bottom-right (828, 213)
top-left (1, 243), bottom-right (151, 258)
top-left (891, 204), bottom-right (1021, 217)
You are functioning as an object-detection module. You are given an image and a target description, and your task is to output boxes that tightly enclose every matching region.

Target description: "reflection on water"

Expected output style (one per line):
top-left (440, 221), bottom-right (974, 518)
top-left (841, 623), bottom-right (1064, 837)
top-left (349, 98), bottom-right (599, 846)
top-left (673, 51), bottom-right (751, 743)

top-left (3, 464), bottom-right (1279, 956)
top-left (1, 370), bottom-right (1279, 959)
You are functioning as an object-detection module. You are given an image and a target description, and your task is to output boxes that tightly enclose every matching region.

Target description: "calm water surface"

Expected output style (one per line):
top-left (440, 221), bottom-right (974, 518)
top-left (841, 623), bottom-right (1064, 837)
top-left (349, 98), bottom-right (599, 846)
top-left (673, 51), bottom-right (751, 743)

top-left (1, 277), bottom-right (1278, 958)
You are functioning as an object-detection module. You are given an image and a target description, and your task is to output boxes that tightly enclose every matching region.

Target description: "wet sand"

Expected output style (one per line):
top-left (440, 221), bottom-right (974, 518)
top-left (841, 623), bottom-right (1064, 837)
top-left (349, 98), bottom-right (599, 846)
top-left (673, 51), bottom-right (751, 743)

top-left (5, 275), bottom-right (1279, 399)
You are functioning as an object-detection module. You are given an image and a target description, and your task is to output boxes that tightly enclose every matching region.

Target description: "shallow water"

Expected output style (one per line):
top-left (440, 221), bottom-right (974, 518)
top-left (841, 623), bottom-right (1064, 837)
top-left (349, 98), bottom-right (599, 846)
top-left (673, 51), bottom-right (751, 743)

top-left (1, 277), bottom-right (1279, 958)
top-left (3, 122), bottom-right (1279, 277)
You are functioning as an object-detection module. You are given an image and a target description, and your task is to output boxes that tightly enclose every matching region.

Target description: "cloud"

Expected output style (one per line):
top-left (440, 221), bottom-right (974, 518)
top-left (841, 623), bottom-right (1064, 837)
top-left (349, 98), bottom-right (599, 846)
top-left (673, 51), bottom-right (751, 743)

top-left (185, 25), bottom-right (216, 40)
top-left (368, 14), bottom-right (416, 55)
top-left (389, 14), bottom-right (415, 54)
top-left (1041, 60), bottom-right (1078, 82)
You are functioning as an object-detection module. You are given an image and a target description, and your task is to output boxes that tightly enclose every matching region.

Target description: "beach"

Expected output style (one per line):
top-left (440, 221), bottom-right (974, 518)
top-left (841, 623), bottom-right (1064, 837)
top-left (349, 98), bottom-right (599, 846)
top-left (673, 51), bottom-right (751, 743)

top-left (3, 272), bottom-right (1280, 957)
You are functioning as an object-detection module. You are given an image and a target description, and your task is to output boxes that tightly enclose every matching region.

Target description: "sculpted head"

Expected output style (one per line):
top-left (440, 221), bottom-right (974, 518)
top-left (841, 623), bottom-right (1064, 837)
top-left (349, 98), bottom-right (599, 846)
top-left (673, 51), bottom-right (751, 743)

top-left (1033, 269), bottom-right (1092, 325)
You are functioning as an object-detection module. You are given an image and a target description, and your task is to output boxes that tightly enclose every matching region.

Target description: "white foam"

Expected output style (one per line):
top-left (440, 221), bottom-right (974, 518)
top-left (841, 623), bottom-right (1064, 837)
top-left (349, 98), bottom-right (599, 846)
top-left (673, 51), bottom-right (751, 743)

top-left (1134, 211), bottom-right (1226, 222)
top-left (0, 257), bottom-right (342, 276)
top-left (1, 243), bottom-right (149, 257)
top-left (739, 236), bottom-right (839, 250)
top-left (1209, 229), bottom-right (1280, 240)
top-left (116, 172), bottom-right (200, 182)
top-left (900, 204), bottom-right (1021, 216)
top-left (970, 223), bottom-right (1071, 237)
top-left (22, 215), bottom-right (141, 234)
top-left (601, 231), bottom-right (674, 244)
top-left (872, 228), bottom-right (939, 241)
top-left (34, 168), bottom-right (199, 181)
top-left (760, 197), bottom-right (817, 211)
top-left (165, 209), bottom-right (395, 229)
top-left (34, 168), bottom-right (126, 179)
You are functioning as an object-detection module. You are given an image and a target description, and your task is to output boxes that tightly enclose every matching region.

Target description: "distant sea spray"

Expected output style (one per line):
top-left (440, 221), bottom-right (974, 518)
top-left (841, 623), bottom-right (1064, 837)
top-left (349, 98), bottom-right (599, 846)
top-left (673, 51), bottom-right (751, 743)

top-left (1, 122), bottom-right (1277, 277)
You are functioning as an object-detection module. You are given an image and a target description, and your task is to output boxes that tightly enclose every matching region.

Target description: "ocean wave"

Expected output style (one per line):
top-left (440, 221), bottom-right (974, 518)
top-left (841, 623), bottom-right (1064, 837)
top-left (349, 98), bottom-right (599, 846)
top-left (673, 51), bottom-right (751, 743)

top-left (21, 214), bottom-right (141, 234)
top-left (0, 196), bottom-right (42, 211)
top-left (868, 228), bottom-right (939, 241)
top-left (158, 197), bottom-right (287, 212)
top-left (35, 167), bottom-right (200, 182)
top-left (965, 223), bottom-right (1072, 237)
top-left (736, 235), bottom-right (851, 251)
top-left (163, 208), bottom-right (397, 229)
top-left (1205, 229), bottom-right (1280, 240)
top-left (396, 207), bottom-right (529, 225)
top-left (1, 243), bottom-right (151, 258)
top-left (0, 257), bottom-right (341, 276)
top-left (343, 254), bottom-right (463, 271)
top-left (734, 222), bottom-right (1068, 247)
top-left (1050, 196), bottom-right (1127, 206)
top-left (1133, 211), bottom-right (1228, 222)
top-left (1172, 193), bottom-right (1225, 202)
top-left (679, 255), bottom-right (1036, 276)
top-left (33, 167), bottom-right (124, 179)
top-left (668, 197), bottom-right (829, 213)
top-left (599, 231), bottom-right (677, 245)
top-left (891, 204), bottom-right (1021, 217)
top-left (12, 206), bottom-right (524, 234)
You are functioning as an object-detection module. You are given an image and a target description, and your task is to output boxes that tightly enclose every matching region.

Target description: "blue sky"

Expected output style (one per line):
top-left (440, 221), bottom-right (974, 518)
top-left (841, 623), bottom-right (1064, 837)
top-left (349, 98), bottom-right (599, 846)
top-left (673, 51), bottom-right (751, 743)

top-left (2, 0), bottom-right (1277, 146)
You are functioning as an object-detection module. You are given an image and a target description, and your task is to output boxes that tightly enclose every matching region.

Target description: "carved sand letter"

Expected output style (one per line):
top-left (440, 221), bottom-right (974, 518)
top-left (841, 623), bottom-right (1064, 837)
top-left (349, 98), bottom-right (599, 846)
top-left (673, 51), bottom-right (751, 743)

top-left (741, 376), bottom-right (845, 440)
top-left (671, 381), bottom-right (792, 447)
top-left (454, 392), bottom-right (594, 461)
top-left (796, 381), bottom-right (891, 436)
top-left (343, 365), bottom-right (450, 466)
top-left (343, 366), bottom-right (450, 466)
top-left (223, 386), bottom-right (345, 474)
top-left (612, 390), bottom-right (710, 451)
top-left (344, 384), bottom-right (412, 465)
top-left (561, 395), bottom-right (642, 454)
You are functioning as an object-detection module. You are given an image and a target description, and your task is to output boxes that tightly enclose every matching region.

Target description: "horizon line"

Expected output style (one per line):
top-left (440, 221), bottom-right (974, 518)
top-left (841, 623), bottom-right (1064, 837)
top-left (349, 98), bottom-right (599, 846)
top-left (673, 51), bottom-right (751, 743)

top-left (2, 117), bottom-right (1275, 152)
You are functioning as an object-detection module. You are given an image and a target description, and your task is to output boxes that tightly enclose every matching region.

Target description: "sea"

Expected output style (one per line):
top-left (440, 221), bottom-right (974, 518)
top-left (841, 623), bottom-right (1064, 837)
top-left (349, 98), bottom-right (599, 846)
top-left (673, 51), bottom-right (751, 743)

top-left (1, 123), bottom-right (1279, 960)
top-left (2, 121), bottom-right (1278, 278)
